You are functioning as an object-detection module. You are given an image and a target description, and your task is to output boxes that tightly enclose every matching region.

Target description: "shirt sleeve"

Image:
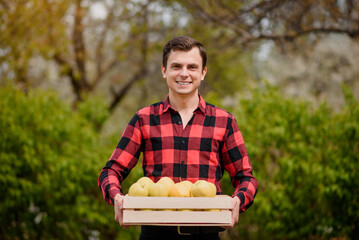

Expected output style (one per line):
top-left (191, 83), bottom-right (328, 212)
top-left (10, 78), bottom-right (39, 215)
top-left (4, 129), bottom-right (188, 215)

top-left (98, 113), bottom-right (143, 205)
top-left (221, 115), bottom-right (258, 213)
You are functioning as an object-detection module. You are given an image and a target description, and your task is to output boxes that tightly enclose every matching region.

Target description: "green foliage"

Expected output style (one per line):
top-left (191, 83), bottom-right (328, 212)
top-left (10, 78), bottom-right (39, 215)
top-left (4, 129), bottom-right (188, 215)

top-left (77, 96), bottom-right (109, 129)
top-left (0, 0), bottom-right (70, 82)
top-left (219, 86), bottom-right (359, 239)
top-left (0, 85), bottom-right (140, 239)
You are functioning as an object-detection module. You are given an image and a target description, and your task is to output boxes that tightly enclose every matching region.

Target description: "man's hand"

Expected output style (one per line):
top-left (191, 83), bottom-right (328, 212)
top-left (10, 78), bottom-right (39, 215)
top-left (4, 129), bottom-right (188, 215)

top-left (224, 196), bottom-right (241, 229)
top-left (114, 194), bottom-right (129, 228)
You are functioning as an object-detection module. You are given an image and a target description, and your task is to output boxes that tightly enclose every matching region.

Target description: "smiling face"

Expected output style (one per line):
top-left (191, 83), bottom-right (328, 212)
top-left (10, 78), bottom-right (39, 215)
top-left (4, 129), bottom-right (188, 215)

top-left (162, 47), bottom-right (207, 98)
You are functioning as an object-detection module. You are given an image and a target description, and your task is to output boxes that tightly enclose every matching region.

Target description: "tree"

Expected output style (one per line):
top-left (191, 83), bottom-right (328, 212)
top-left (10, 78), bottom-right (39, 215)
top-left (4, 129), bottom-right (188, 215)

top-left (178, 0), bottom-right (359, 45)
top-left (256, 34), bottom-right (359, 110)
top-left (0, 0), bottom-right (185, 113)
top-left (174, 0), bottom-right (359, 110)
top-left (0, 0), bottom-right (70, 85)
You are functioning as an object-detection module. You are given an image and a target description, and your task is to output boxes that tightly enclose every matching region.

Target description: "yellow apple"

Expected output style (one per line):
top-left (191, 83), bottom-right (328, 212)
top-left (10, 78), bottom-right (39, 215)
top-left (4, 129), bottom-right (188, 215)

top-left (157, 177), bottom-right (175, 190)
top-left (149, 182), bottom-right (169, 197)
top-left (191, 180), bottom-right (216, 197)
top-left (210, 181), bottom-right (217, 194)
top-left (128, 182), bottom-right (149, 196)
top-left (136, 176), bottom-right (153, 192)
top-left (169, 182), bottom-right (191, 197)
top-left (180, 180), bottom-right (193, 190)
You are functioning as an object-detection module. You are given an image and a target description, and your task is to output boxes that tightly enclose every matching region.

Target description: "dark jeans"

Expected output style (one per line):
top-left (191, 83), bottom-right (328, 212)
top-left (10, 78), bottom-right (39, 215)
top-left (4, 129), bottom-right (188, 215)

top-left (139, 226), bottom-right (222, 240)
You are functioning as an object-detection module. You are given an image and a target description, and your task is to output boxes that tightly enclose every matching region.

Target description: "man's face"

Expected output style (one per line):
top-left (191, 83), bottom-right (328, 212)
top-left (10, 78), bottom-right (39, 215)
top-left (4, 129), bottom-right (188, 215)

top-left (162, 47), bottom-right (207, 97)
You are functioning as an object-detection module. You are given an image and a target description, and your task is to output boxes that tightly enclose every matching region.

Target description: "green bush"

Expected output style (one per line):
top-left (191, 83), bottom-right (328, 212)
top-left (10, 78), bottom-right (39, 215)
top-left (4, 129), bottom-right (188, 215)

top-left (0, 85), bottom-right (141, 239)
top-left (218, 86), bottom-right (358, 239)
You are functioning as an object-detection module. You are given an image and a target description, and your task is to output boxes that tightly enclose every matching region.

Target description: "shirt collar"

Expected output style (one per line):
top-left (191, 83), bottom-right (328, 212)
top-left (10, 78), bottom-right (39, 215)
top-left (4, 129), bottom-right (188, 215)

top-left (162, 94), bottom-right (206, 115)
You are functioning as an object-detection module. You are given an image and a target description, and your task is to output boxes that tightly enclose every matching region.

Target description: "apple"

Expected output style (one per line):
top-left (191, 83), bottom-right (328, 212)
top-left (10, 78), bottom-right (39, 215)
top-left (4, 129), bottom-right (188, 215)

top-left (179, 180), bottom-right (193, 190)
top-left (128, 182), bottom-right (149, 196)
top-left (191, 180), bottom-right (216, 197)
top-left (136, 176), bottom-right (153, 192)
top-left (149, 182), bottom-right (169, 197)
top-left (209, 181), bottom-right (217, 194)
top-left (169, 182), bottom-right (191, 197)
top-left (157, 177), bottom-right (175, 190)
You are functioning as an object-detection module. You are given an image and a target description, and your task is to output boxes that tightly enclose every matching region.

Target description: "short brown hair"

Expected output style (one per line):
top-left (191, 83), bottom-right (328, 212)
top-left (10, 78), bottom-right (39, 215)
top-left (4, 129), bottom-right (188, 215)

top-left (162, 36), bottom-right (207, 70)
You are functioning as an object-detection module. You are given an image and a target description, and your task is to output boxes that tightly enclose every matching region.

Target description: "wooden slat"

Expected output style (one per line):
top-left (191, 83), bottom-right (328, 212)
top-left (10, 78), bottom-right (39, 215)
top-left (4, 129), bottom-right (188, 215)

top-left (123, 209), bottom-right (232, 226)
top-left (123, 196), bottom-right (232, 210)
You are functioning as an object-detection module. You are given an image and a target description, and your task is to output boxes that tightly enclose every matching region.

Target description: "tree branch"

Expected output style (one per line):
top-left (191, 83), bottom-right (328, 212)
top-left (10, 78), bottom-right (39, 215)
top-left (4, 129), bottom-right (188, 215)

top-left (109, 67), bottom-right (148, 113)
top-left (242, 27), bottom-right (359, 44)
top-left (90, 6), bottom-right (115, 91)
top-left (191, 0), bottom-right (252, 39)
top-left (108, 2), bottom-right (150, 113)
top-left (53, 53), bottom-right (82, 101)
top-left (73, 0), bottom-right (88, 94)
top-left (185, 0), bottom-right (359, 45)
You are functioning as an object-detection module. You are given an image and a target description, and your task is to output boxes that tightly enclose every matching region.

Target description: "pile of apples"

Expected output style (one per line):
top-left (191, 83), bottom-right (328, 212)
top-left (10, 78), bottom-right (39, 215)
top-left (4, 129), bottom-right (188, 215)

top-left (128, 177), bottom-right (216, 198)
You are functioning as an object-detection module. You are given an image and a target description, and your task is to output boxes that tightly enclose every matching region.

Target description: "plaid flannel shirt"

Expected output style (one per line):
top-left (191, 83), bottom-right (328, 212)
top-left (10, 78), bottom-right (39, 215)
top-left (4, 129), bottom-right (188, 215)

top-left (98, 95), bottom-right (258, 212)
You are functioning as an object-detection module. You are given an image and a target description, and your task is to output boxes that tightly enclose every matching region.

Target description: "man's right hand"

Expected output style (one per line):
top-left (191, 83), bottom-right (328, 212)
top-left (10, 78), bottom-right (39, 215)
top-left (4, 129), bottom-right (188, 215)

top-left (114, 194), bottom-right (129, 228)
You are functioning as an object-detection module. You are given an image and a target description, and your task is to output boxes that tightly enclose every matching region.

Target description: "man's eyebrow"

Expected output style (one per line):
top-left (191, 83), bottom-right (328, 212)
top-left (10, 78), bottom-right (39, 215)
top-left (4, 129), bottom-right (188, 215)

top-left (169, 62), bottom-right (200, 68)
top-left (188, 63), bottom-right (199, 67)
top-left (170, 62), bottom-right (182, 66)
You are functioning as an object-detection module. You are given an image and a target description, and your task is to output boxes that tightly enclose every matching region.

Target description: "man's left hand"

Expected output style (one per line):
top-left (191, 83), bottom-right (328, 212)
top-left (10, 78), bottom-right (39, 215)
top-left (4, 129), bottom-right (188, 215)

top-left (224, 196), bottom-right (240, 229)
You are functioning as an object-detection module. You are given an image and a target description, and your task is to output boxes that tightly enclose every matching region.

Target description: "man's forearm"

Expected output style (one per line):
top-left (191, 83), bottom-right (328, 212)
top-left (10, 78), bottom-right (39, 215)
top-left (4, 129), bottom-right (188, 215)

top-left (98, 169), bottom-right (123, 205)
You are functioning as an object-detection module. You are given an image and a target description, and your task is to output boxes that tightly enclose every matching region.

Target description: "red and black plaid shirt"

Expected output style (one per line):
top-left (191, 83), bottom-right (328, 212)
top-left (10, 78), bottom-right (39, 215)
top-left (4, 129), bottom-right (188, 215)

top-left (98, 95), bottom-right (258, 212)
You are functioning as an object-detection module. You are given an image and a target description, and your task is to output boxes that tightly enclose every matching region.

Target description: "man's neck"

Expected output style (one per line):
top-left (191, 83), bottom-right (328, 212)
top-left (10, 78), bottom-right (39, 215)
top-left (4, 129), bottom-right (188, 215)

top-left (168, 92), bottom-right (199, 113)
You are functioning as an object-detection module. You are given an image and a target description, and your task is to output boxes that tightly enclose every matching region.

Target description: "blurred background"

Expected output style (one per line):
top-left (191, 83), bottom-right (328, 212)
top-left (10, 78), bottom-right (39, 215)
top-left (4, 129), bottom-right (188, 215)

top-left (1, 0), bottom-right (358, 239)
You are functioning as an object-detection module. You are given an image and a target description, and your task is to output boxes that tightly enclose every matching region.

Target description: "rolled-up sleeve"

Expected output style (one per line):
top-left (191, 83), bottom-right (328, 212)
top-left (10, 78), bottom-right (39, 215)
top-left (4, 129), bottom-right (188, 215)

top-left (98, 113), bottom-right (143, 205)
top-left (221, 115), bottom-right (258, 212)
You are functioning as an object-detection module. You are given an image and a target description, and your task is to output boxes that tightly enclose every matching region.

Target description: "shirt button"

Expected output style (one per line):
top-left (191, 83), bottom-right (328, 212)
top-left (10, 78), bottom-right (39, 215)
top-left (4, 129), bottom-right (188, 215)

top-left (181, 140), bottom-right (185, 144)
top-left (178, 121), bottom-right (182, 125)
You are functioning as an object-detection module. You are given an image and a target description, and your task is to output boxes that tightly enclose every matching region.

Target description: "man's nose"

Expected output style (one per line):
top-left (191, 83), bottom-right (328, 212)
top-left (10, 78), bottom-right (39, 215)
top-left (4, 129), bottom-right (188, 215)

top-left (180, 67), bottom-right (189, 78)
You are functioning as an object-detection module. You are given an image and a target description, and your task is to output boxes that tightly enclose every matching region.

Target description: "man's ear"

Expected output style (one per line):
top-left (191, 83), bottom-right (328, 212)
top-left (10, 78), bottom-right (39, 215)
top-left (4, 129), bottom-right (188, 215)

top-left (161, 65), bottom-right (167, 79)
top-left (201, 67), bottom-right (207, 81)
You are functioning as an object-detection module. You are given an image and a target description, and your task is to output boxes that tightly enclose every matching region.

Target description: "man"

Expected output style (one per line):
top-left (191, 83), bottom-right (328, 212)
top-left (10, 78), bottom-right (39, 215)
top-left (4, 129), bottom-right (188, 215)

top-left (98, 36), bottom-right (258, 240)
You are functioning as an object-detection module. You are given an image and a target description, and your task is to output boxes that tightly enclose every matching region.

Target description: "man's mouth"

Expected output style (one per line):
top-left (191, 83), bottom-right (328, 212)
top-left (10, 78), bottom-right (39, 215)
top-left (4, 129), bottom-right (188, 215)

top-left (177, 81), bottom-right (191, 85)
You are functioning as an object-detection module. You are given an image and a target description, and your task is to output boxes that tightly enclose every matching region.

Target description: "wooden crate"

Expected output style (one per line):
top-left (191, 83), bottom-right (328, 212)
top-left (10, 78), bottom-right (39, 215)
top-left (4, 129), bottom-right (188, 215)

top-left (122, 195), bottom-right (232, 226)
